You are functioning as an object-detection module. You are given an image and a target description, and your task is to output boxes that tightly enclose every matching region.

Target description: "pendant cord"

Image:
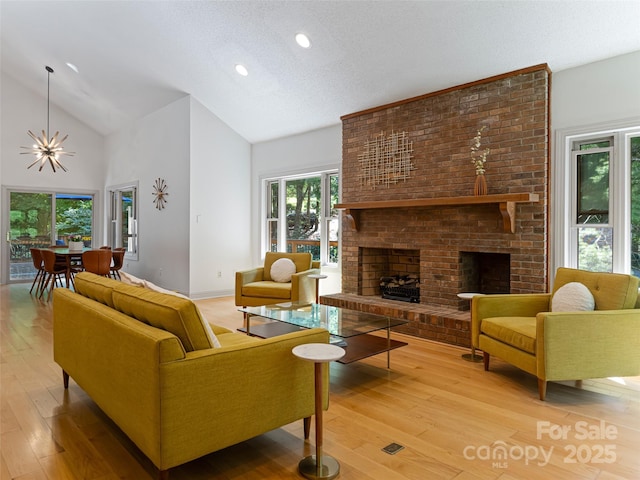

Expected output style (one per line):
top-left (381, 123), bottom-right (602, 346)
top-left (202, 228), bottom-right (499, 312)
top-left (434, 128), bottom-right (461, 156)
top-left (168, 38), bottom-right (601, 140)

top-left (46, 69), bottom-right (50, 139)
top-left (45, 66), bottom-right (53, 140)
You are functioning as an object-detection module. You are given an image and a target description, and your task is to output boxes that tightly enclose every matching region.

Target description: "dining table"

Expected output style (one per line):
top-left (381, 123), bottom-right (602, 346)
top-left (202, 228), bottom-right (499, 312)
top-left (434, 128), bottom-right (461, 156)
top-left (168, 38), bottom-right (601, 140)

top-left (44, 247), bottom-right (93, 287)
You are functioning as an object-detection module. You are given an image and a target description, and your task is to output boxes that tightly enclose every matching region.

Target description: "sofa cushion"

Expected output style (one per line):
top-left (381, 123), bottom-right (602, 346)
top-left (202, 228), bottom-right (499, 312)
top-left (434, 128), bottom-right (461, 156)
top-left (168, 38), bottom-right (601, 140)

top-left (111, 284), bottom-right (214, 352)
top-left (143, 279), bottom-right (221, 348)
top-left (242, 281), bottom-right (292, 299)
top-left (551, 282), bottom-right (595, 312)
top-left (270, 258), bottom-right (297, 283)
top-left (263, 252), bottom-right (312, 282)
top-left (481, 316), bottom-right (537, 354)
top-left (74, 271), bottom-right (122, 308)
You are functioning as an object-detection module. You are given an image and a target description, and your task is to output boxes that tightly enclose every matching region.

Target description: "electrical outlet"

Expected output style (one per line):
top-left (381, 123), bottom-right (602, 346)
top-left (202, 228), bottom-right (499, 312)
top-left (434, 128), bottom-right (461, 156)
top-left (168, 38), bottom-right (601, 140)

top-left (217, 271), bottom-right (222, 278)
top-left (159, 268), bottom-right (163, 277)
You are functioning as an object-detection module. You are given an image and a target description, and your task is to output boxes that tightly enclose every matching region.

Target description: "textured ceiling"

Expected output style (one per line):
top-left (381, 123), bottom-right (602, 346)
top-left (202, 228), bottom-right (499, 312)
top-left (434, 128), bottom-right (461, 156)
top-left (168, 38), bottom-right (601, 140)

top-left (2, 1), bottom-right (640, 143)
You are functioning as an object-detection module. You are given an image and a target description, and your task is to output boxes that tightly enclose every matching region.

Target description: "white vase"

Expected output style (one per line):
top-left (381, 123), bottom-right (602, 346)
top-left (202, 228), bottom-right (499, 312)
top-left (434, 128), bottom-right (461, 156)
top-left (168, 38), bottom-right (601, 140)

top-left (68, 241), bottom-right (84, 251)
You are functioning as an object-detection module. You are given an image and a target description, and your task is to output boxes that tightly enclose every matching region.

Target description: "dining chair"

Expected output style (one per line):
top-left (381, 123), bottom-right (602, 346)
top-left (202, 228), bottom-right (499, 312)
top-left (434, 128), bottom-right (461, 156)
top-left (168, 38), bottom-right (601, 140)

top-left (40, 249), bottom-right (67, 301)
top-left (110, 249), bottom-right (125, 280)
top-left (82, 249), bottom-right (112, 277)
top-left (29, 248), bottom-right (46, 296)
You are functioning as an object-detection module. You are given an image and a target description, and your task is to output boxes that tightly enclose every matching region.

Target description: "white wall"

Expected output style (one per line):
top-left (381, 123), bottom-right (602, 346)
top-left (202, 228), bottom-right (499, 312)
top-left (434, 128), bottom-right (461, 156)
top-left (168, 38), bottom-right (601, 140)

top-left (251, 124), bottom-right (343, 295)
top-left (189, 97), bottom-right (251, 298)
top-left (0, 72), bottom-right (105, 283)
top-left (104, 96), bottom-right (191, 293)
top-left (552, 51), bottom-right (640, 130)
top-left (104, 95), bottom-right (251, 298)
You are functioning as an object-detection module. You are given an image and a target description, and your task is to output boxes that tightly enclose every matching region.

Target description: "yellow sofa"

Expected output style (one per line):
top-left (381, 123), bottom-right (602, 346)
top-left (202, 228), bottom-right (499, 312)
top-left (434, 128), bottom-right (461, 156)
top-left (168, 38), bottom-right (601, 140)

top-left (53, 272), bottom-right (329, 479)
top-left (235, 252), bottom-right (320, 307)
top-left (472, 267), bottom-right (640, 400)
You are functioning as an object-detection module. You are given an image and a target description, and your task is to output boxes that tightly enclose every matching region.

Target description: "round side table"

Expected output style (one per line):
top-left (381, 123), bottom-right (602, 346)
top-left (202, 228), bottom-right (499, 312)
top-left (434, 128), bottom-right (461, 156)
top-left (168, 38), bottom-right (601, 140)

top-left (458, 292), bottom-right (484, 362)
top-left (308, 274), bottom-right (328, 304)
top-left (292, 343), bottom-right (345, 480)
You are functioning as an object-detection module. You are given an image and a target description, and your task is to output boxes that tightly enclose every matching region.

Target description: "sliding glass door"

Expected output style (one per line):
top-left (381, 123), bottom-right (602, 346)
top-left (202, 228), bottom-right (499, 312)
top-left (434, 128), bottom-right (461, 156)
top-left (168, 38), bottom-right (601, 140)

top-left (6, 189), bottom-right (94, 282)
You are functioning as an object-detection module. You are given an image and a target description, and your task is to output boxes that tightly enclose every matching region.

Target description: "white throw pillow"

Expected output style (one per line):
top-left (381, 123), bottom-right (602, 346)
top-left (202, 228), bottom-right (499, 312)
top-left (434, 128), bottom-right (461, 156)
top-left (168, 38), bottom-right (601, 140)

top-left (119, 271), bottom-right (146, 287)
top-left (270, 258), bottom-right (297, 283)
top-left (143, 279), bottom-right (221, 348)
top-left (143, 279), bottom-right (189, 299)
top-left (551, 282), bottom-right (595, 312)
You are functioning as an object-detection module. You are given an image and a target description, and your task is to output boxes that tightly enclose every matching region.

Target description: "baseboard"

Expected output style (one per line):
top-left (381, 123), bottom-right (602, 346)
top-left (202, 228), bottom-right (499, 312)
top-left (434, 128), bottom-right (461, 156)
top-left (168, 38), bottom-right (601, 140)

top-left (189, 289), bottom-right (234, 300)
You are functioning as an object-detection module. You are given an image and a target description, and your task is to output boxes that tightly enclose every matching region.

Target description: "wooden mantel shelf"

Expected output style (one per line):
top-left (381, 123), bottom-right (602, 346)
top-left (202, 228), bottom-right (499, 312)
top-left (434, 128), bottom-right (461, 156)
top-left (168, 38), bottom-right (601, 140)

top-left (335, 193), bottom-right (539, 234)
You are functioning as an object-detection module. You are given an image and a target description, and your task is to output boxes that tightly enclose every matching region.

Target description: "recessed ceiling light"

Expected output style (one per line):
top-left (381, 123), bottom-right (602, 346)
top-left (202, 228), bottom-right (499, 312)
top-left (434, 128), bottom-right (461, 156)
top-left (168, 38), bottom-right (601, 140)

top-left (295, 33), bottom-right (311, 49)
top-left (66, 62), bottom-right (79, 73)
top-left (235, 64), bottom-right (248, 76)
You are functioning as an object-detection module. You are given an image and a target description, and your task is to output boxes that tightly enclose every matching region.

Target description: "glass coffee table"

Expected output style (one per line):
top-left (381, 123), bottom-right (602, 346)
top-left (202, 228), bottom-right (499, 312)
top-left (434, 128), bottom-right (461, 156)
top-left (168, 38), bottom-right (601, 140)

top-left (238, 302), bottom-right (408, 368)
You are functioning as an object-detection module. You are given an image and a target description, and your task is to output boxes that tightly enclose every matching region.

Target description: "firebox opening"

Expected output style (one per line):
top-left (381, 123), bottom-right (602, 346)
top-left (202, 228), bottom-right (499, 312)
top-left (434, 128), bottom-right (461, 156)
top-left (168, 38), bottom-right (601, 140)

top-left (459, 252), bottom-right (510, 306)
top-left (358, 247), bottom-right (420, 302)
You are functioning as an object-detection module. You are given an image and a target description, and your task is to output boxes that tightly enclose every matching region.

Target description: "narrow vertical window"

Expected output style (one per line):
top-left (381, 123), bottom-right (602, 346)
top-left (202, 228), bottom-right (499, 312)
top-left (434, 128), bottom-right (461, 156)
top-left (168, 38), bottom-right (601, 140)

top-left (108, 183), bottom-right (138, 258)
top-left (631, 135), bottom-right (640, 276)
top-left (327, 173), bottom-right (340, 264)
top-left (267, 180), bottom-right (279, 253)
top-left (574, 138), bottom-right (612, 272)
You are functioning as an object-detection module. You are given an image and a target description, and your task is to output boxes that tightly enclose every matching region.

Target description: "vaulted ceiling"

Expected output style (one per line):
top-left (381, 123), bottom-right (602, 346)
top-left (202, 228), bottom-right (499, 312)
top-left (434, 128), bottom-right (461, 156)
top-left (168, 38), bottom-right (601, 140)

top-left (2, 1), bottom-right (639, 143)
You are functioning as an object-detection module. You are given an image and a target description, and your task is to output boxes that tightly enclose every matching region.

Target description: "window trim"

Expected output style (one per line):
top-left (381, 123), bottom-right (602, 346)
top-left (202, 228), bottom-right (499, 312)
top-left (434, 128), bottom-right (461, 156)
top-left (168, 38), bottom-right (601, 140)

top-left (553, 117), bottom-right (640, 276)
top-left (260, 167), bottom-right (340, 267)
top-left (1, 185), bottom-right (100, 284)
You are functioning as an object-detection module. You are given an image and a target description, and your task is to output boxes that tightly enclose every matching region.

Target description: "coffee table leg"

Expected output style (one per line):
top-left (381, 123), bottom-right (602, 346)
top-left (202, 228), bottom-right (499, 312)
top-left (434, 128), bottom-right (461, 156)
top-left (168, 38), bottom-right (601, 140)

top-left (386, 326), bottom-right (391, 369)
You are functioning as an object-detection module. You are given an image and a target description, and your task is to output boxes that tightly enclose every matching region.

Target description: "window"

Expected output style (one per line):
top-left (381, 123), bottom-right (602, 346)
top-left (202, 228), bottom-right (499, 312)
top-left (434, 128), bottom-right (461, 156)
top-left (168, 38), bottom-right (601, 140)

top-left (555, 123), bottom-right (640, 275)
top-left (108, 183), bottom-right (138, 258)
top-left (573, 138), bottom-right (612, 271)
top-left (631, 135), bottom-right (640, 276)
top-left (264, 171), bottom-right (339, 265)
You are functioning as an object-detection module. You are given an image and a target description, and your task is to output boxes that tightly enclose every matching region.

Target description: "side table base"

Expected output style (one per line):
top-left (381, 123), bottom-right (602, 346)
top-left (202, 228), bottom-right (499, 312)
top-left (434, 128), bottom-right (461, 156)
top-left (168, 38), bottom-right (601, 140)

top-left (462, 352), bottom-right (483, 362)
top-left (299, 455), bottom-right (340, 480)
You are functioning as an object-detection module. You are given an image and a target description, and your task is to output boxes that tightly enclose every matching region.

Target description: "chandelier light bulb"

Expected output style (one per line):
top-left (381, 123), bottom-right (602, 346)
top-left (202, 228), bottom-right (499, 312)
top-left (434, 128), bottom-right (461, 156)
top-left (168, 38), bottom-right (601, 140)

top-left (295, 33), bottom-right (311, 48)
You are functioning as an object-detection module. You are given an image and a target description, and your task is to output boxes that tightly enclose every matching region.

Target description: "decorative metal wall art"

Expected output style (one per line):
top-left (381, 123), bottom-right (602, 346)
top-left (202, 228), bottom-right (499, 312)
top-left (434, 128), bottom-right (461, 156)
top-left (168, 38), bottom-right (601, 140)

top-left (152, 178), bottom-right (168, 210)
top-left (358, 131), bottom-right (414, 188)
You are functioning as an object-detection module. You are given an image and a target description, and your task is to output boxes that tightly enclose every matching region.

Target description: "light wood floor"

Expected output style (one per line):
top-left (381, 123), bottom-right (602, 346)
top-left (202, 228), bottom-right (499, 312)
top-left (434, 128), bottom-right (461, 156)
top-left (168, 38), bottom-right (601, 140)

top-left (2, 283), bottom-right (639, 480)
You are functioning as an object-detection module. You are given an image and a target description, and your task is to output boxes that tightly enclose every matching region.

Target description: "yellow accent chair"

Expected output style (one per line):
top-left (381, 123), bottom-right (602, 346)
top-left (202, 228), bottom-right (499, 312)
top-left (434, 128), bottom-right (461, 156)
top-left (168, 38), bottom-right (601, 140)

top-left (235, 252), bottom-right (320, 307)
top-left (472, 267), bottom-right (640, 400)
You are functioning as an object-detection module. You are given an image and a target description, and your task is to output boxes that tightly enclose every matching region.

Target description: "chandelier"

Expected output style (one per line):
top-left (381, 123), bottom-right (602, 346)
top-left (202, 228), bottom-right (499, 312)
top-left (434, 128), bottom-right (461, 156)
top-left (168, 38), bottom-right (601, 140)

top-left (21, 66), bottom-right (74, 172)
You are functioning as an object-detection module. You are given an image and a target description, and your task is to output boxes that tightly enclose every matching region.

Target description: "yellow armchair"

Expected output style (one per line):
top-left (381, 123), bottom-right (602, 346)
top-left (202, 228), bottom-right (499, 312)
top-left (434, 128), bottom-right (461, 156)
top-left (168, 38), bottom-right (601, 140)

top-left (472, 267), bottom-right (640, 400)
top-left (236, 252), bottom-right (320, 307)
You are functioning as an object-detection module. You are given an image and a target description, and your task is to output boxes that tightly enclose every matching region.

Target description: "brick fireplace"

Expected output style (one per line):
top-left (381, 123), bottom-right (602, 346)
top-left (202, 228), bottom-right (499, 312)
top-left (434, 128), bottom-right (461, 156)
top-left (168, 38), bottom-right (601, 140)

top-left (322, 65), bottom-right (550, 347)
